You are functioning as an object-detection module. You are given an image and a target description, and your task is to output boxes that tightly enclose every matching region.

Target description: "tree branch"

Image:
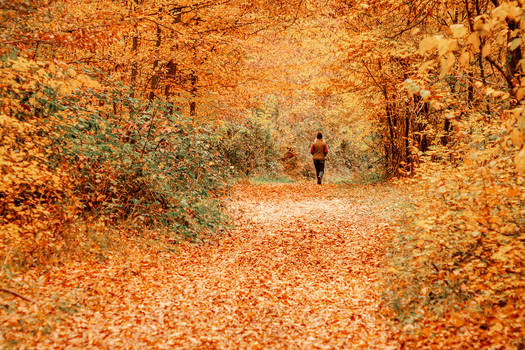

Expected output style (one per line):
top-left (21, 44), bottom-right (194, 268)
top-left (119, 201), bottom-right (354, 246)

top-left (362, 60), bottom-right (387, 98)
top-left (0, 288), bottom-right (36, 303)
top-left (485, 56), bottom-right (514, 89)
top-left (283, 0), bottom-right (305, 30)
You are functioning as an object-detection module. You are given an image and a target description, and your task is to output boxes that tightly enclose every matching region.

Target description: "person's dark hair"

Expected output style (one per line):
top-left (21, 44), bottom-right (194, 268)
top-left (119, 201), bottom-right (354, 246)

top-left (317, 132), bottom-right (323, 139)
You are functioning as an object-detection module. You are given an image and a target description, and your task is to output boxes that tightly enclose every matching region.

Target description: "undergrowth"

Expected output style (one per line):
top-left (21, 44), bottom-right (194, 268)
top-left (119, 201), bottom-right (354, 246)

top-left (0, 56), bottom-right (232, 272)
top-left (248, 175), bottom-right (295, 184)
top-left (381, 112), bottom-right (524, 348)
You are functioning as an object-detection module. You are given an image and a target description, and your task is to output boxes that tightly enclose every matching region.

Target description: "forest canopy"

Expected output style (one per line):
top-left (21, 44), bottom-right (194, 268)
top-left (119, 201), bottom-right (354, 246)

top-left (1, 0), bottom-right (524, 348)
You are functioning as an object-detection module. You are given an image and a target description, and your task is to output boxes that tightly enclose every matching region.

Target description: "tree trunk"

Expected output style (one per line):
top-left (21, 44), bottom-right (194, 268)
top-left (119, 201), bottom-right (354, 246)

top-left (506, 18), bottom-right (522, 92)
top-left (130, 0), bottom-right (141, 97)
top-left (149, 24), bottom-right (162, 101)
top-left (189, 71), bottom-right (197, 117)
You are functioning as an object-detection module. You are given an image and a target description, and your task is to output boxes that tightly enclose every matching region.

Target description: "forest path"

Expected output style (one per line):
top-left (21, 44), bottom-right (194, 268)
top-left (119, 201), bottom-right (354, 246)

top-left (38, 183), bottom-right (403, 349)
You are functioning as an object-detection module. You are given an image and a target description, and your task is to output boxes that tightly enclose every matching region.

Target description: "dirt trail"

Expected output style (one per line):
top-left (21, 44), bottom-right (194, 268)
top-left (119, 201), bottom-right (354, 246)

top-left (35, 183), bottom-right (402, 349)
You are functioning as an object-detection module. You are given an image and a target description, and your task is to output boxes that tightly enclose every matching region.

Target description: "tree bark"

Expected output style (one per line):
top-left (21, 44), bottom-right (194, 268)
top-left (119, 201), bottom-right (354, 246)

top-left (189, 71), bottom-right (197, 117)
top-left (149, 24), bottom-right (162, 101)
top-left (130, 0), bottom-right (142, 97)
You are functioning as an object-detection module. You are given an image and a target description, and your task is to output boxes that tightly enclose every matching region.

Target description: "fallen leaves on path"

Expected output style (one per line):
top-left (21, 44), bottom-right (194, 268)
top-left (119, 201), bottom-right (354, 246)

top-left (1, 183), bottom-right (404, 349)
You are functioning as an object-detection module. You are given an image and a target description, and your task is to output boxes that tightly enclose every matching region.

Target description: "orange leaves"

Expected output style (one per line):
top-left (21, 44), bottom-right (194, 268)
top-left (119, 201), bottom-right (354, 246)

top-left (0, 57), bottom-right (81, 271)
top-left (1, 182), bottom-right (402, 348)
top-left (384, 108), bottom-right (525, 347)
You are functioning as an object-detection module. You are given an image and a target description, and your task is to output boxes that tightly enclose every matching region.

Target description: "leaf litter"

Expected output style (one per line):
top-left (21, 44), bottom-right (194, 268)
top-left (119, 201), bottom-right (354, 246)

top-left (2, 183), bottom-right (406, 349)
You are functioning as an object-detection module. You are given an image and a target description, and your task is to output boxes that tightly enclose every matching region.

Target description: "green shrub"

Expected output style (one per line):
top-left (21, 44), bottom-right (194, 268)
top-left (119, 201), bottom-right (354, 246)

top-left (55, 83), bottom-right (229, 240)
top-left (219, 118), bottom-right (279, 176)
top-left (0, 56), bottom-right (230, 266)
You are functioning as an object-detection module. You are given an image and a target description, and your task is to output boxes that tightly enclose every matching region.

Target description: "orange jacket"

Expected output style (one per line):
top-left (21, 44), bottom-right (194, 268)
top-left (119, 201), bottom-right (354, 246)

top-left (310, 139), bottom-right (328, 160)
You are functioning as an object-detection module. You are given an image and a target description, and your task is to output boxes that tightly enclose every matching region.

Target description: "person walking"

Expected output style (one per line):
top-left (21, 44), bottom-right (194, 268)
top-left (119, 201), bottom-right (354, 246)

top-left (310, 132), bottom-right (328, 184)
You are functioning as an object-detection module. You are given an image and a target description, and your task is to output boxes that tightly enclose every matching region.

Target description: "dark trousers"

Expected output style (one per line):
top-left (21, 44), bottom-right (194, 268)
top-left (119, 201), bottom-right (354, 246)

top-left (313, 160), bottom-right (325, 184)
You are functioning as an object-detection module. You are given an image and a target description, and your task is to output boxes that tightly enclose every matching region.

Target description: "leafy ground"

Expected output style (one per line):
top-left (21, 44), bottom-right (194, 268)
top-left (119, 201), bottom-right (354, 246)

top-left (1, 182), bottom-right (407, 349)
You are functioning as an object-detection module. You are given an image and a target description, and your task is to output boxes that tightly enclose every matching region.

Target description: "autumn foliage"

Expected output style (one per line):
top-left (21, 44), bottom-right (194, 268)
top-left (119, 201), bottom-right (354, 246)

top-left (1, 0), bottom-right (524, 348)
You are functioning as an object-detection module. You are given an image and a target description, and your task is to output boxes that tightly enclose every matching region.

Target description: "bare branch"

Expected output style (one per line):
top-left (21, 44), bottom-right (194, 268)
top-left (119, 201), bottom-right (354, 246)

top-left (485, 56), bottom-right (515, 89)
top-left (0, 288), bottom-right (36, 304)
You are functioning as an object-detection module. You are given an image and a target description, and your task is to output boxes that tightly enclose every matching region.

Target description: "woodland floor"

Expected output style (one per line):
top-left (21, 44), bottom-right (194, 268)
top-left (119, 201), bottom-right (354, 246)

top-left (5, 182), bottom-right (408, 349)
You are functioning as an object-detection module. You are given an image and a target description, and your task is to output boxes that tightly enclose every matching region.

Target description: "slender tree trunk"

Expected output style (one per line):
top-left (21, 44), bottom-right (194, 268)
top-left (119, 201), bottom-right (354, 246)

top-left (149, 24), bottom-right (162, 101)
top-left (188, 42), bottom-right (199, 117)
top-left (385, 99), bottom-right (399, 175)
top-left (405, 115), bottom-right (410, 163)
top-left (506, 18), bottom-right (522, 89)
top-left (467, 72), bottom-right (474, 104)
top-left (189, 72), bottom-right (197, 117)
top-left (130, 0), bottom-right (141, 97)
top-left (130, 35), bottom-right (139, 94)
top-left (164, 6), bottom-right (182, 113)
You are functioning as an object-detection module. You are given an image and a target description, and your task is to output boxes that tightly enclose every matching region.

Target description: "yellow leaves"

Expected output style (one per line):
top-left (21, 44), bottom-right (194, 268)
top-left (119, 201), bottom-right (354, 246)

top-left (467, 32), bottom-right (481, 52)
top-left (57, 83), bottom-right (70, 96)
top-left (492, 245), bottom-right (513, 261)
top-left (51, 73), bottom-right (101, 95)
top-left (35, 68), bottom-right (48, 78)
top-left (450, 24), bottom-right (468, 39)
top-left (509, 38), bottom-right (522, 51)
top-left (0, 58), bottom-right (78, 275)
top-left (417, 60), bottom-right (434, 75)
top-left (0, 113), bottom-right (33, 134)
top-left (9, 57), bottom-right (34, 72)
top-left (510, 129), bottom-right (524, 148)
top-left (386, 97), bottom-right (524, 345)
top-left (517, 108), bottom-right (525, 133)
top-left (66, 67), bottom-right (77, 78)
top-left (495, 29), bottom-right (508, 46)
top-left (492, 4), bottom-right (509, 20)
top-left (75, 73), bottom-right (101, 90)
top-left (473, 15), bottom-right (491, 36)
top-left (419, 34), bottom-right (461, 76)
top-left (438, 38), bottom-right (457, 56)
top-left (2, 183), bottom-right (401, 348)
top-left (490, 321), bottom-right (504, 333)
top-left (516, 87), bottom-right (525, 101)
top-left (459, 49), bottom-right (472, 67)
top-left (48, 62), bottom-right (57, 75)
top-left (440, 52), bottom-right (456, 76)
top-left (5, 58), bottom-right (101, 100)
top-left (481, 42), bottom-right (492, 58)
top-left (415, 219), bottom-right (432, 230)
top-left (419, 36), bottom-right (439, 54)
top-left (485, 86), bottom-right (510, 99)
top-left (492, 2), bottom-right (523, 21)
top-left (515, 147), bottom-right (525, 174)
